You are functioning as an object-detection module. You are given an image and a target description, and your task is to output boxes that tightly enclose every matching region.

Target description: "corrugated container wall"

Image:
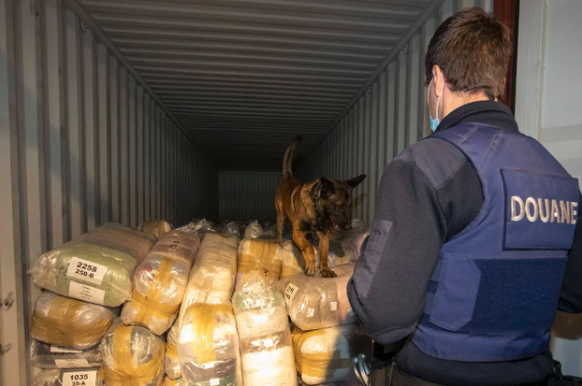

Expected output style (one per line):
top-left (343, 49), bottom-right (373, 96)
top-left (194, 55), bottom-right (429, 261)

top-left (0, 0), bottom-right (217, 384)
top-left (298, 0), bottom-right (492, 225)
top-left (219, 171), bottom-right (280, 221)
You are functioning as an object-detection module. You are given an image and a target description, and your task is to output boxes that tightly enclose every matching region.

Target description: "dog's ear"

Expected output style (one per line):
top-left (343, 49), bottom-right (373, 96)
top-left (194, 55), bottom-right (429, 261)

top-left (346, 175), bottom-right (366, 189)
top-left (319, 177), bottom-right (335, 199)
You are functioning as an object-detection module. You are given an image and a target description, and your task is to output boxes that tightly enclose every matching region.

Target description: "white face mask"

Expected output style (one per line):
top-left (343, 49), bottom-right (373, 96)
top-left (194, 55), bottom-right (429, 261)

top-left (427, 78), bottom-right (444, 132)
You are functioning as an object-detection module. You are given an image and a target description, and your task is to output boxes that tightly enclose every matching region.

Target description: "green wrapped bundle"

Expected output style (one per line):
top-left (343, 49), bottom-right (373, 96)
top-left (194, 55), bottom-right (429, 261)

top-left (30, 223), bottom-right (156, 307)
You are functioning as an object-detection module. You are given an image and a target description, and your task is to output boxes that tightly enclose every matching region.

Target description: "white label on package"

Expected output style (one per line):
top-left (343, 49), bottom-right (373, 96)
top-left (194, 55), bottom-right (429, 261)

top-left (55, 358), bottom-right (90, 368)
top-left (50, 346), bottom-right (83, 354)
top-left (69, 282), bottom-right (105, 305)
top-left (66, 257), bottom-right (107, 285)
top-left (284, 283), bottom-right (299, 306)
top-left (330, 301), bottom-right (338, 311)
top-left (306, 308), bottom-right (315, 317)
top-left (62, 369), bottom-right (97, 386)
top-left (210, 378), bottom-right (220, 386)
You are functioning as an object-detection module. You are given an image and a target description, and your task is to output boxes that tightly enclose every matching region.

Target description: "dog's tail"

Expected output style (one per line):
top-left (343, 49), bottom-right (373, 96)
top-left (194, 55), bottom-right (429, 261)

top-left (283, 136), bottom-right (301, 179)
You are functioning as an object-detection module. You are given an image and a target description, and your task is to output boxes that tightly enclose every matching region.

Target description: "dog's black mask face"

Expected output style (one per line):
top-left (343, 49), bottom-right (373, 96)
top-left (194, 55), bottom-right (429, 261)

top-left (311, 175), bottom-right (366, 231)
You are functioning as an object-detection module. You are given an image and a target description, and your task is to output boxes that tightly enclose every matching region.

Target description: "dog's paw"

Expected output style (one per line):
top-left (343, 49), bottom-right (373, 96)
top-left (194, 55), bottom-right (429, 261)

top-left (304, 261), bottom-right (316, 276)
top-left (320, 269), bottom-right (337, 278)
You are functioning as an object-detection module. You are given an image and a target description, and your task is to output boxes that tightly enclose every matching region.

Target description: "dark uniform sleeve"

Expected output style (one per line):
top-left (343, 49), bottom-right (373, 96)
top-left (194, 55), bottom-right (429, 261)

top-left (558, 192), bottom-right (582, 313)
top-left (347, 139), bottom-right (483, 345)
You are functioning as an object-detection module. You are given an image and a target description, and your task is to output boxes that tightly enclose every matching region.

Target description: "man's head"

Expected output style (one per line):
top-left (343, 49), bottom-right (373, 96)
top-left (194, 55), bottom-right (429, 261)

top-left (425, 7), bottom-right (512, 127)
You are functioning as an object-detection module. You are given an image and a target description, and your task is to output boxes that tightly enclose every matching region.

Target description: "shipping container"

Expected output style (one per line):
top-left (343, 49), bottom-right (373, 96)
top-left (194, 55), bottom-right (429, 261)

top-left (1, 0), bottom-right (581, 385)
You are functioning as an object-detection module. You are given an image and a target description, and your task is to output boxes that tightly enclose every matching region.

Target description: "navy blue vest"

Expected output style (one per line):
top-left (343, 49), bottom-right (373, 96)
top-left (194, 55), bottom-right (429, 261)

top-left (411, 123), bottom-right (579, 362)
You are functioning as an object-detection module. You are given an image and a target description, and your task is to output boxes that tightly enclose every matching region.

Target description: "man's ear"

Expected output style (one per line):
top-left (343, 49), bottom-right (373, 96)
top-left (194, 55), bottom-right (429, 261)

top-left (319, 177), bottom-right (334, 199)
top-left (346, 175), bottom-right (366, 188)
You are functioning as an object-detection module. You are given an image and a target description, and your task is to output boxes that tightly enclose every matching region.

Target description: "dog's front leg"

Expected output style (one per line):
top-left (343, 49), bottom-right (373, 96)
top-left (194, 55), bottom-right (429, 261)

top-left (317, 231), bottom-right (337, 278)
top-left (293, 225), bottom-right (316, 276)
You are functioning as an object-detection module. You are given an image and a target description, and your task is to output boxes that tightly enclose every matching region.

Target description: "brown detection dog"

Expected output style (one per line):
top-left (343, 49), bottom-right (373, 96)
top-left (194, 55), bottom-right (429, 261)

top-left (275, 137), bottom-right (366, 277)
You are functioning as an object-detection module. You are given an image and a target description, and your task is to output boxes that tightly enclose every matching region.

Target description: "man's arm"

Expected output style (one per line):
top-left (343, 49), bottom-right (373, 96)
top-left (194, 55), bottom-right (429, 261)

top-left (558, 192), bottom-right (582, 313)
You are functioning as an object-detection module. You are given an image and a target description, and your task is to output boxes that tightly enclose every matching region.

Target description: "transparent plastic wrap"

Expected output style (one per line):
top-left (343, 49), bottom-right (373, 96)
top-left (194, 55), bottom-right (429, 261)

top-left (29, 223), bottom-right (156, 307)
top-left (334, 219), bottom-right (370, 265)
top-left (220, 221), bottom-right (241, 238)
top-left (31, 340), bottom-right (102, 369)
top-left (121, 229), bottom-right (201, 335)
top-left (178, 304), bottom-right (242, 386)
top-left (100, 320), bottom-right (165, 386)
top-left (278, 240), bottom-right (339, 279)
top-left (165, 322), bottom-right (181, 380)
top-left (232, 276), bottom-right (296, 386)
top-left (30, 291), bottom-right (115, 350)
top-left (242, 221), bottom-right (263, 239)
top-left (138, 220), bottom-right (174, 239)
top-left (292, 324), bottom-right (371, 385)
top-left (163, 377), bottom-right (183, 386)
top-left (235, 239), bottom-right (282, 291)
top-left (32, 368), bottom-right (105, 386)
top-left (184, 219), bottom-right (217, 240)
top-left (278, 264), bottom-right (355, 331)
top-left (259, 224), bottom-right (278, 240)
top-left (178, 234), bottom-right (239, 323)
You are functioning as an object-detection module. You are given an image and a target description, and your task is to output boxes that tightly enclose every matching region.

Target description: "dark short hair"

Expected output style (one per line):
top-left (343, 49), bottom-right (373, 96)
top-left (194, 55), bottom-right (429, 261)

top-left (425, 7), bottom-right (512, 100)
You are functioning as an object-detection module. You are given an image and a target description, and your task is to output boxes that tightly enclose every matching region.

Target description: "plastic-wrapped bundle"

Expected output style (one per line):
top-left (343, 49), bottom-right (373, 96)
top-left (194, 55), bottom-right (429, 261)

top-left (30, 223), bottom-right (156, 307)
top-left (32, 368), bottom-right (105, 386)
top-left (184, 219), bottom-right (217, 240)
top-left (165, 322), bottom-right (181, 380)
top-left (278, 241), bottom-right (305, 279)
top-left (138, 220), bottom-right (174, 239)
top-left (121, 229), bottom-right (200, 335)
top-left (221, 221), bottom-right (241, 238)
top-left (163, 377), bottom-right (183, 386)
top-left (235, 239), bottom-right (282, 291)
top-left (334, 219), bottom-right (369, 265)
top-left (31, 291), bottom-right (115, 350)
top-left (179, 234), bottom-right (239, 322)
top-left (100, 320), bottom-right (165, 386)
top-left (31, 340), bottom-right (102, 369)
top-left (178, 304), bottom-right (242, 386)
top-left (242, 221), bottom-right (263, 239)
top-left (278, 264), bottom-right (355, 331)
top-left (233, 277), bottom-right (296, 386)
top-left (292, 324), bottom-right (371, 385)
top-left (259, 224), bottom-right (278, 240)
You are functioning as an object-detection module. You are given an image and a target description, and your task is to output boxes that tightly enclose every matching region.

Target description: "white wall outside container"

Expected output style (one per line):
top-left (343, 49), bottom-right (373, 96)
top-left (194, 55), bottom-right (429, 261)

top-left (298, 0), bottom-right (492, 224)
top-left (0, 1), bottom-right (217, 384)
top-left (515, 0), bottom-right (582, 376)
top-left (219, 171), bottom-right (281, 221)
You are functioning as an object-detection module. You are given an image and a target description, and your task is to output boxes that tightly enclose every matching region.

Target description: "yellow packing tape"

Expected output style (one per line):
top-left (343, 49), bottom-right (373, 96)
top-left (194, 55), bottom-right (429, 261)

top-left (238, 240), bottom-right (282, 284)
top-left (133, 258), bottom-right (178, 326)
top-left (31, 295), bottom-right (112, 348)
top-left (166, 343), bottom-right (179, 360)
top-left (292, 328), bottom-right (350, 379)
top-left (186, 304), bottom-right (234, 366)
top-left (104, 325), bottom-right (164, 386)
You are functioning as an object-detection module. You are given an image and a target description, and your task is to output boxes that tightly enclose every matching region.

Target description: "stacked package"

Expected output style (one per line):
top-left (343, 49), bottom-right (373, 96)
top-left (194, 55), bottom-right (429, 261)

top-left (292, 325), bottom-right (371, 385)
top-left (242, 220), bottom-right (263, 239)
top-left (30, 223), bottom-right (156, 307)
top-left (121, 229), bottom-right (201, 335)
top-left (221, 221), bottom-right (241, 238)
top-left (100, 320), bottom-right (165, 386)
top-left (178, 304), bottom-right (242, 386)
top-left (279, 264), bottom-right (356, 330)
top-left (233, 276), bottom-right (296, 386)
top-left (165, 321), bottom-right (182, 380)
top-left (279, 240), bottom-right (305, 279)
top-left (138, 220), bottom-right (174, 239)
top-left (31, 291), bottom-right (115, 350)
top-left (235, 239), bottom-right (282, 291)
top-left (31, 340), bottom-right (102, 369)
top-left (32, 368), bottom-right (105, 386)
top-left (179, 233), bottom-right (239, 316)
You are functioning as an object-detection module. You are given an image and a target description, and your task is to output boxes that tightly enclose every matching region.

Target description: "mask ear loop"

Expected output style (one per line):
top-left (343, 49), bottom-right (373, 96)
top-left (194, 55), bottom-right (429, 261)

top-left (435, 76), bottom-right (444, 122)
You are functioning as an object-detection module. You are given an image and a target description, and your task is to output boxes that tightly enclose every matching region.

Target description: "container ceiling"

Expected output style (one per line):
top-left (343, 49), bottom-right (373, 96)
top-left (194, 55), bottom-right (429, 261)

top-left (74, 0), bottom-right (435, 171)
